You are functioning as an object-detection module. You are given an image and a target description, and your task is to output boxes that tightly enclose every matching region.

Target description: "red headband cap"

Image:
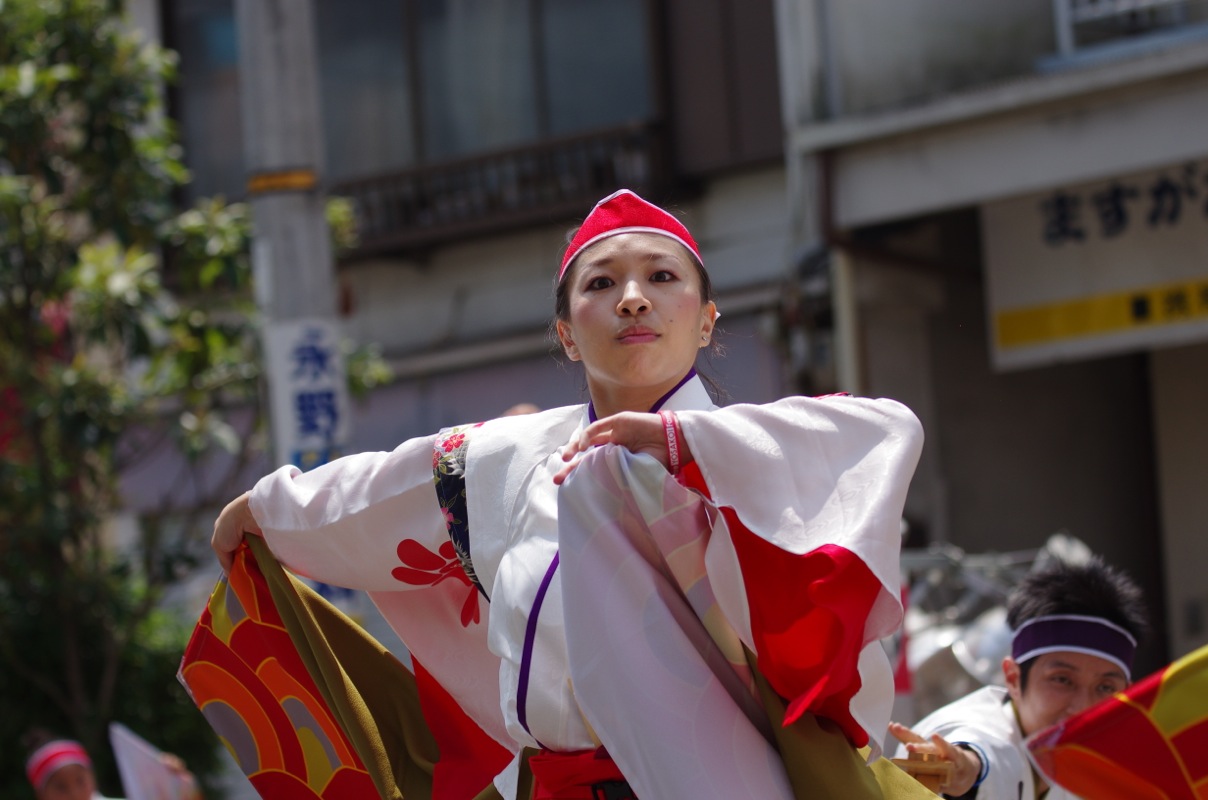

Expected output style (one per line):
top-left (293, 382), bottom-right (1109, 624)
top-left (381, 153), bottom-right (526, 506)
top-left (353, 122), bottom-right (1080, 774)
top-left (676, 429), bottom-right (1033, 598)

top-left (26, 740), bottom-right (91, 789)
top-left (559, 189), bottom-right (702, 282)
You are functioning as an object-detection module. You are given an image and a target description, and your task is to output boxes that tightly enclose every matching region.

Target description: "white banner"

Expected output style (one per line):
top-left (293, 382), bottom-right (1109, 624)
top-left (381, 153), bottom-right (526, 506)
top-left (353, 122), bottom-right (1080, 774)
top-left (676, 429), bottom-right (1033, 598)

top-left (108, 723), bottom-right (196, 800)
top-left (981, 158), bottom-right (1208, 371)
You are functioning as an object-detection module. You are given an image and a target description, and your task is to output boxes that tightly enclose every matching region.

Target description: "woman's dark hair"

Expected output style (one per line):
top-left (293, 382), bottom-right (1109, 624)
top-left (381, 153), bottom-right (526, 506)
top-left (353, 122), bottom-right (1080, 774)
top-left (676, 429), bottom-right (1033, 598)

top-left (1008, 555), bottom-right (1149, 687)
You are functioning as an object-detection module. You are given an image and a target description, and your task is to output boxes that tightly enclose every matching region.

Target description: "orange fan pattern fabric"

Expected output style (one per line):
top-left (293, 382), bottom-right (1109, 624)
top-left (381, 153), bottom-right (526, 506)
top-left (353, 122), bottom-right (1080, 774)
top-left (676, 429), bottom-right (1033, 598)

top-left (177, 546), bottom-right (379, 799)
top-left (1026, 642), bottom-right (1208, 800)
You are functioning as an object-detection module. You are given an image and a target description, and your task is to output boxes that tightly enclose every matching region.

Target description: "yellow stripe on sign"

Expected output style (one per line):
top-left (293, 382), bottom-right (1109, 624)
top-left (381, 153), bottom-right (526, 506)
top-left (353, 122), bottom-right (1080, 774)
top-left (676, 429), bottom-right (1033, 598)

top-left (247, 169), bottom-right (318, 195)
top-left (996, 279), bottom-right (1208, 349)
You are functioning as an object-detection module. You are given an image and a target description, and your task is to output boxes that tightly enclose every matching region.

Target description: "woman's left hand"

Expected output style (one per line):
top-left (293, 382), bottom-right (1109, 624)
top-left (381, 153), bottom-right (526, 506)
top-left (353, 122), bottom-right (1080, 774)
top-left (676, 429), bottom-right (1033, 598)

top-left (553, 411), bottom-right (688, 484)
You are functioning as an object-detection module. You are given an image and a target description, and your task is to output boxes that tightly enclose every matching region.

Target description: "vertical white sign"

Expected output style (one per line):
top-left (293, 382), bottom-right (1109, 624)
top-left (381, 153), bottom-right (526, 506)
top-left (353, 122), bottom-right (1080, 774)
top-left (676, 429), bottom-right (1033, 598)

top-left (264, 318), bottom-right (368, 612)
top-left (263, 318), bottom-right (352, 470)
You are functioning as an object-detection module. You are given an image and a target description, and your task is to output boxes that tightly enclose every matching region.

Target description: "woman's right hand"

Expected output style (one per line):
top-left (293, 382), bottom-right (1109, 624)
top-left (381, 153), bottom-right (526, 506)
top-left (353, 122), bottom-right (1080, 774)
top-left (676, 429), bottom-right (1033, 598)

top-left (211, 490), bottom-right (263, 573)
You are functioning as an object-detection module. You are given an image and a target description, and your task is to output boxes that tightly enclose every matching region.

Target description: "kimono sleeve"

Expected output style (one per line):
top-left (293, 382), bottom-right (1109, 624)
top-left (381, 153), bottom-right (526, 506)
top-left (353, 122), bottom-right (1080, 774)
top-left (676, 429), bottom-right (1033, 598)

top-left (678, 395), bottom-right (923, 744)
top-left (250, 432), bottom-right (449, 592)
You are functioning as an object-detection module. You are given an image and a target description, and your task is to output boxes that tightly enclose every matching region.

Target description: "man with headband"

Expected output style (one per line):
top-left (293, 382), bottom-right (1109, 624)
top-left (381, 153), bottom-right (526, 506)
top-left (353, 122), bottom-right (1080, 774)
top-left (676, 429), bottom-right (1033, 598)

top-left (23, 730), bottom-right (201, 800)
top-left (889, 556), bottom-right (1148, 799)
top-left (210, 188), bottom-right (930, 798)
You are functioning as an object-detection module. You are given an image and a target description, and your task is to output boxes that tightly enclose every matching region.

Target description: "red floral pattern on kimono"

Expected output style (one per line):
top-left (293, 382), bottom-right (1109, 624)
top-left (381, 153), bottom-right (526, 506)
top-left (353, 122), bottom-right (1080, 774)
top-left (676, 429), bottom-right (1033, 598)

top-left (391, 422), bottom-right (487, 628)
top-left (392, 538), bottom-right (481, 627)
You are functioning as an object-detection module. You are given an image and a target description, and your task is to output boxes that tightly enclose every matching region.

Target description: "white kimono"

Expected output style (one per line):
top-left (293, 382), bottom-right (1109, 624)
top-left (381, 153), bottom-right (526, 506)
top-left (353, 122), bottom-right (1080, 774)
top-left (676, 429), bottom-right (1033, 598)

top-left (249, 376), bottom-right (923, 799)
top-left (894, 686), bottom-right (1081, 800)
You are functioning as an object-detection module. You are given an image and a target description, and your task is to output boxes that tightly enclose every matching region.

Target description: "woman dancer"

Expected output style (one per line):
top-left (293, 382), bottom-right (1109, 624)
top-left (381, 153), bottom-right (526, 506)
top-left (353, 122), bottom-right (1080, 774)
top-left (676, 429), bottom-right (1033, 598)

top-left (212, 189), bottom-right (925, 799)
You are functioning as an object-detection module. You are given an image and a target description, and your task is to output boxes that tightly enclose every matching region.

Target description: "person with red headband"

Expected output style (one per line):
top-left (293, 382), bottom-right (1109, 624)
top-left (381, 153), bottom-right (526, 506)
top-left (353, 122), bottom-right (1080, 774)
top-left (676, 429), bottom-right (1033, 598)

top-left (22, 730), bottom-right (201, 800)
top-left (23, 737), bottom-right (113, 800)
top-left (889, 556), bottom-right (1149, 800)
top-left (212, 189), bottom-right (928, 798)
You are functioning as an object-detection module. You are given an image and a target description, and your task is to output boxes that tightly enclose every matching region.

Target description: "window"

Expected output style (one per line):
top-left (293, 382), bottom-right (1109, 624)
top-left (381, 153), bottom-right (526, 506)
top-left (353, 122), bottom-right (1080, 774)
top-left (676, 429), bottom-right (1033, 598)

top-left (1051, 0), bottom-right (1208, 59)
top-left (168, 0), bottom-right (244, 202)
top-left (416, 0), bottom-right (539, 160)
top-left (542, 0), bottom-right (653, 137)
top-left (165, 0), bottom-right (658, 200)
top-left (315, 0), bottom-right (415, 180)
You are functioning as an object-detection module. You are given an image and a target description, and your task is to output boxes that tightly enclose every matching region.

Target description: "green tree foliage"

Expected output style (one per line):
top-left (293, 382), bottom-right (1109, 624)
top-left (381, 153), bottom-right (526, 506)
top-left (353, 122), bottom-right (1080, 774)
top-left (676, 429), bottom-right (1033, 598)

top-left (0, 1), bottom-right (385, 797)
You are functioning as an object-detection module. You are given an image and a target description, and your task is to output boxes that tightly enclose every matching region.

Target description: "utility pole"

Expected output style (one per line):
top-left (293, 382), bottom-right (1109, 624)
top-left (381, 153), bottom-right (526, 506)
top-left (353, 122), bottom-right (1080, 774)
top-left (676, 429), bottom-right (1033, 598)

top-left (235, 1), bottom-right (408, 642)
top-left (235, 0), bottom-right (351, 473)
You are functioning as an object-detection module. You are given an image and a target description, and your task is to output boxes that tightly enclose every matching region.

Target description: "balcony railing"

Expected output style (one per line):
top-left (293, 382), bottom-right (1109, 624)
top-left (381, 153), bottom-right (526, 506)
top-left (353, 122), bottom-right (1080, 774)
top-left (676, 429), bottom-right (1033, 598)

top-left (331, 121), bottom-right (670, 261)
top-left (1051, 0), bottom-right (1208, 58)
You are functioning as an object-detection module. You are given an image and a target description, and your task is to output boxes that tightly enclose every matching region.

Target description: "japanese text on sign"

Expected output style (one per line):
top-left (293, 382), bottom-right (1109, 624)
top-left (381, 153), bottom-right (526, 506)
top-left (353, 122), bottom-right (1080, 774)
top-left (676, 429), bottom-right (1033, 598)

top-left (265, 319), bottom-right (351, 470)
top-left (982, 158), bottom-right (1208, 371)
top-left (1040, 161), bottom-right (1207, 246)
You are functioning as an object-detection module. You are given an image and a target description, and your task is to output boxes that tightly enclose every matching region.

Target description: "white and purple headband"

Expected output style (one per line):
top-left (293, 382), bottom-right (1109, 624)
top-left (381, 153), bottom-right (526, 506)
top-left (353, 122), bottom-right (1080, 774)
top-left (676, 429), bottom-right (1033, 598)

top-left (1011, 613), bottom-right (1137, 679)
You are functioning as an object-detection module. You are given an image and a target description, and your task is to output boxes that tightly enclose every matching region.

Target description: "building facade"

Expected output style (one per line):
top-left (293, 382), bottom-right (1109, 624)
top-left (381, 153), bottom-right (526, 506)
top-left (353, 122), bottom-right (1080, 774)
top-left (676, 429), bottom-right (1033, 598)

top-left (159, 0), bottom-right (800, 432)
top-left (777, 0), bottom-right (1208, 668)
top-left (140, 0), bottom-right (1208, 682)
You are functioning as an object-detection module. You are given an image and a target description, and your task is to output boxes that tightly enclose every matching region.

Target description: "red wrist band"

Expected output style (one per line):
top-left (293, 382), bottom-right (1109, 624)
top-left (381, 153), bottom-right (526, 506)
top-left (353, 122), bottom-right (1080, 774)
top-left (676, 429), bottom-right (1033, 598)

top-left (659, 410), bottom-right (681, 475)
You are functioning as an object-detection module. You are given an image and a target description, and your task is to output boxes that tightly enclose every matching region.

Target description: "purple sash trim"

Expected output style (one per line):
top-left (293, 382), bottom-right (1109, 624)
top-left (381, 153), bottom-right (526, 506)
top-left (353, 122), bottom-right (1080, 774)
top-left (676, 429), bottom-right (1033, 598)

top-left (516, 551), bottom-right (560, 747)
top-left (587, 367), bottom-right (697, 423)
top-left (1011, 613), bottom-right (1137, 678)
top-left (518, 368), bottom-right (698, 742)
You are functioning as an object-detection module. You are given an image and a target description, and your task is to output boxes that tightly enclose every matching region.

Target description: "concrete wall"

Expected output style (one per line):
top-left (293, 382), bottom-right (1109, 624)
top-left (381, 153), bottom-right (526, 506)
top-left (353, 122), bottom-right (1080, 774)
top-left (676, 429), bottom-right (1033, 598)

top-left (828, 0), bottom-right (1053, 115)
top-left (829, 51), bottom-right (1208, 229)
top-left (338, 168), bottom-right (791, 357)
top-left (852, 211), bottom-right (1171, 672)
top-left (1150, 342), bottom-right (1208, 658)
top-left (927, 271), bottom-right (1168, 672)
top-left (857, 258), bottom-right (947, 544)
top-left (774, 0), bottom-right (1053, 121)
top-left (783, 7), bottom-right (1208, 667)
top-left (125, 0), bottom-right (160, 45)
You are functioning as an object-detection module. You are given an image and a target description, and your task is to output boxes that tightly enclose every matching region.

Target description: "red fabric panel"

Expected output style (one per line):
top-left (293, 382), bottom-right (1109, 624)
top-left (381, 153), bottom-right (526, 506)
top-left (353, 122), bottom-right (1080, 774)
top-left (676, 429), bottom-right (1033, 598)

top-left (1129, 666), bottom-right (1163, 710)
top-left (1041, 749), bottom-right (1170, 800)
top-left (1047, 698), bottom-right (1191, 796)
top-left (320, 767), bottom-right (389, 799)
top-left (528, 747), bottom-right (628, 800)
top-left (249, 768), bottom-right (377, 799)
top-left (680, 463), bottom-right (881, 747)
top-left (413, 657), bottom-right (513, 800)
top-left (1173, 719), bottom-right (1208, 783)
